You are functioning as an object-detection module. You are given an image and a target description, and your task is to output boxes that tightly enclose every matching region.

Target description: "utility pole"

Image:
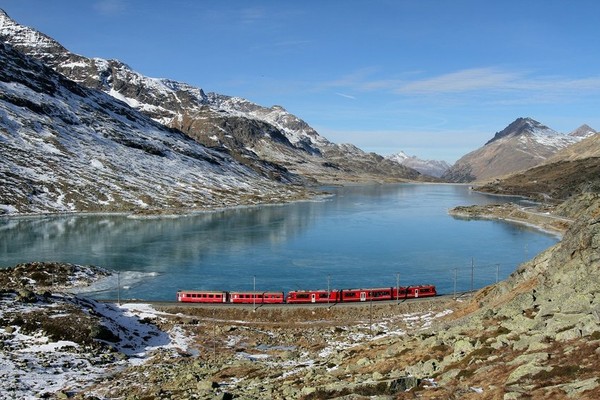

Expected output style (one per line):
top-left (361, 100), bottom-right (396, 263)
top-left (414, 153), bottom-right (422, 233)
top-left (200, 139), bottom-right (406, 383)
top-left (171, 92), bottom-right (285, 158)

top-left (496, 264), bottom-right (500, 283)
top-left (369, 290), bottom-right (373, 337)
top-left (470, 258), bottom-right (474, 292)
top-left (117, 271), bottom-right (121, 306)
top-left (453, 268), bottom-right (457, 300)
top-left (396, 272), bottom-right (400, 304)
top-left (253, 275), bottom-right (256, 312)
top-left (327, 275), bottom-right (331, 308)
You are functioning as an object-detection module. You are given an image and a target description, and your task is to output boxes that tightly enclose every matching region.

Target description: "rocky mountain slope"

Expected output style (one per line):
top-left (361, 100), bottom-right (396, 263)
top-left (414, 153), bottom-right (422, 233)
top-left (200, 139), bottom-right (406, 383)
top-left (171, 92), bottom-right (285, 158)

top-left (0, 41), bottom-right (310, 215)
top-left (386, 150), bottom-right (450, 178)
top-left (442, 118), bottom-right (586, 183)
top-left (474, 132), bottom-right (600, 203)
top-left (0, 9), bottom-right (422, 184)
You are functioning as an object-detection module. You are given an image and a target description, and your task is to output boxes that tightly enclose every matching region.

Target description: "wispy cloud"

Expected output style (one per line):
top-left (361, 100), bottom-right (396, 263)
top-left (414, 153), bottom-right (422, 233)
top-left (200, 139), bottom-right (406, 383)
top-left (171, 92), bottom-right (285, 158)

top-left (319, 66), bottom-right (600, 105)
top-left (239, 7), bottom-right (266, 24)
top-left (93, 0), bottom-right (127, 16)
top-left (335, 92), bottom-right (356, 100)
top-left (396, 68), bottom-right (520, 94)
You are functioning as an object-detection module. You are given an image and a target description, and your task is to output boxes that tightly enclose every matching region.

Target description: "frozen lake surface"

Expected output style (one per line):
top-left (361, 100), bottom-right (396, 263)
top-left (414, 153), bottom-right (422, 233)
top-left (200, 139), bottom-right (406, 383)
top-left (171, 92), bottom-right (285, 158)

top-left (0, 184), bottom-right (558, 300)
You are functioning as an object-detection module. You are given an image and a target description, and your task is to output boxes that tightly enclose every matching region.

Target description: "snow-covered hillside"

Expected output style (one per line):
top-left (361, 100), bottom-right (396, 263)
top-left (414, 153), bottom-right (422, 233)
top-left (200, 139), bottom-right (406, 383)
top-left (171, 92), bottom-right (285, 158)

top-left (0, 42), bottom-right (308, 215)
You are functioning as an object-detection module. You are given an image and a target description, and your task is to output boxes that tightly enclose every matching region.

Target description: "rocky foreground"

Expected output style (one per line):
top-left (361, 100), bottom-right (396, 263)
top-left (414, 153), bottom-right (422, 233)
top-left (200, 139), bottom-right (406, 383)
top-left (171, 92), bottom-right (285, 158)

top-left (1, 194), bottom-right (599, 399)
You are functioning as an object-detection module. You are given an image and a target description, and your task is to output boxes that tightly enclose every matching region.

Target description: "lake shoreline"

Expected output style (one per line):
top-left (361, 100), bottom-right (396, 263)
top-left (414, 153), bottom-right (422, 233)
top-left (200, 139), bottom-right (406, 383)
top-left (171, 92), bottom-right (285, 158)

top-left (448, 202), bottom-right (571, 238)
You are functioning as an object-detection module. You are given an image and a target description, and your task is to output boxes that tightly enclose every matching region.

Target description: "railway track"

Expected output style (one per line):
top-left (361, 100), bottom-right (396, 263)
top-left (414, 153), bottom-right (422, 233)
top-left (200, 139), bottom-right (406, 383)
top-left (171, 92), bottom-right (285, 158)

top-left (100, 292), bottom-right (470, 310)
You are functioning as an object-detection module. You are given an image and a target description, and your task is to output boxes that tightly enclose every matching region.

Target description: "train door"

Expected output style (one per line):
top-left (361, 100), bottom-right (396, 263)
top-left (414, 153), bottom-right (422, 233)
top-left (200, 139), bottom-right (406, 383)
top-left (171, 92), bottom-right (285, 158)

top-left (415, 288), bottom-right (419, 298)
top-left (360, 291), bottom-right (366, 302)
top-left (311, 293), bottom-right (316, 303)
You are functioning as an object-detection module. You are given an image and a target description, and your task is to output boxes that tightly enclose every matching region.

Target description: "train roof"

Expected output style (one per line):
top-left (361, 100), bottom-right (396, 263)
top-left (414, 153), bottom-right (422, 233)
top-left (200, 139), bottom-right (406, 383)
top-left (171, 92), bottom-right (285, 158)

top-left (177, 289), bottom-right (227, 293)
top-left (229, 291), bottom-right (284, 294)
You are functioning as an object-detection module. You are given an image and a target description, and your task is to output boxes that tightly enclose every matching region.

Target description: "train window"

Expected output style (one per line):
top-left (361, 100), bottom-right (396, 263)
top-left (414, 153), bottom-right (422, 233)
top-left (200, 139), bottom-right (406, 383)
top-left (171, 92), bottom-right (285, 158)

top-left (319, 293), bottom-right (328, 298)
top-left (297, 294), bottom-right (309, 299)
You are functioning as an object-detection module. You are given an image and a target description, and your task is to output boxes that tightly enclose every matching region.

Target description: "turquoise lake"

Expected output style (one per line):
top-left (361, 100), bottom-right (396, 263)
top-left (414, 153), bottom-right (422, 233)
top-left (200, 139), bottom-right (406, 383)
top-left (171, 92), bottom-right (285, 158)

top-left (0, 184), bottom-right (559, 300)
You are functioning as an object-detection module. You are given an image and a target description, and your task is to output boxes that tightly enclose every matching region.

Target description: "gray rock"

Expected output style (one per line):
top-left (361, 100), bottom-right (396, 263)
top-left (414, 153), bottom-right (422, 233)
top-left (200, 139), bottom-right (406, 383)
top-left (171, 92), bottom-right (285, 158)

top-left (506, 363), bottom-right (551, 384)
top-left (559, 377), bottom-right (599, 397)
top-left (388, 376), bottom-right (421, 393)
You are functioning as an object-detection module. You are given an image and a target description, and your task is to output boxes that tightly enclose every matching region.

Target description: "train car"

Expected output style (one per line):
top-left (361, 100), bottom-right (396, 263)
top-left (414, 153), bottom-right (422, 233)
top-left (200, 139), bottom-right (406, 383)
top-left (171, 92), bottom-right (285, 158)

top-left (286, 289), bottom-right (341, 304)
top-left (229, 291), bottom-right (285, 304)
top-left (391, 285), bottom-right (437, 300)
top-left (177, 290), bottom-right (228, 303)
top-left (339, 287), bottom-right (394, 302)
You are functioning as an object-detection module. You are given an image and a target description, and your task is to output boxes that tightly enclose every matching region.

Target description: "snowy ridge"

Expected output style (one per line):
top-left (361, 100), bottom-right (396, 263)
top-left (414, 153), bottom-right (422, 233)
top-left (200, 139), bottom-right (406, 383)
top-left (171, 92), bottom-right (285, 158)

top-left (207, 94), bottom-right (330, 151)
top-left (0, 9), bottom-right (326, 157)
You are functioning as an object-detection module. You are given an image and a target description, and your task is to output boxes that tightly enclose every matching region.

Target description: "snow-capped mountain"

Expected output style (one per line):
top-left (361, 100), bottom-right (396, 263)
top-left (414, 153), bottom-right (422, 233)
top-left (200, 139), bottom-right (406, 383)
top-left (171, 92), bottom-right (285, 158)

top-left (568, 124), bottom-right (597, 139)
top-left (0, 41), bottom-right (308, 215)
top-left (0, 9), bottom-right (421, 184)
top-left (386, 151), bottom-right (450, 178)
top-left (442, 117), bottom-right (582, 183)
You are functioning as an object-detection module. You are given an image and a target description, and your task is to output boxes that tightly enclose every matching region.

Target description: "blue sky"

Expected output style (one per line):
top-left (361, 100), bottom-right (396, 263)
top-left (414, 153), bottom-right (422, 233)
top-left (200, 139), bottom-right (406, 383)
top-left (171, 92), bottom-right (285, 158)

top-left (3, 0), bottom-right (600, 162)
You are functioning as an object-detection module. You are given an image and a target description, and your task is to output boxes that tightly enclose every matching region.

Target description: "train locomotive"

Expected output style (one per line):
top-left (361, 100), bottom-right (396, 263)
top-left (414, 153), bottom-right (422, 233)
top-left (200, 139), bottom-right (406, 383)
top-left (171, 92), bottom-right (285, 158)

top-left (176, 285), bottom-right (436, 304)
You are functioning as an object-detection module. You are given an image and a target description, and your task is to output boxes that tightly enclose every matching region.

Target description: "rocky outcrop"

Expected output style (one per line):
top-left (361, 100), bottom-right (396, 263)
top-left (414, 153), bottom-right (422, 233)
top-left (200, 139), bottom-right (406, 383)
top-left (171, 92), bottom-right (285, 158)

top-left (397, 193), bottom-right (600, 398)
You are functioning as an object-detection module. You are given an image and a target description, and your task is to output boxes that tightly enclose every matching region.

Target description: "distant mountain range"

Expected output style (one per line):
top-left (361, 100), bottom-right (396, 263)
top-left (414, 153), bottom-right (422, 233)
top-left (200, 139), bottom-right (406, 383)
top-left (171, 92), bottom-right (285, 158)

top-left (442, 117), bottom-right (596, 183)
top-left (0, 9), bottom-right (422, 187)
top-left (1, 8), bottom-right (598, 216)
top-left (386, 151), bottom-right (450, 178)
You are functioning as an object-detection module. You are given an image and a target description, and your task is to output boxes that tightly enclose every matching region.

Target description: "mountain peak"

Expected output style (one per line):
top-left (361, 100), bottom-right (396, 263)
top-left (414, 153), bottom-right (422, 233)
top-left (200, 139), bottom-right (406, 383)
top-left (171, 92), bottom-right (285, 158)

top-left (485, 117), bottom-right (553, 145)
top-left (0, 8), bottom-right (71, 59)
top-left (569, 124), bottom-right (597, 138)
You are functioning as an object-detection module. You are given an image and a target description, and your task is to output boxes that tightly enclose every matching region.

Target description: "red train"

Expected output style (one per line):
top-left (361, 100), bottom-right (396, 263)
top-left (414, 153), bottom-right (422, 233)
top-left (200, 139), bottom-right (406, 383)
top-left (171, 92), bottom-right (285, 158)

top-left (176, 285), bottom-right (436, 304)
